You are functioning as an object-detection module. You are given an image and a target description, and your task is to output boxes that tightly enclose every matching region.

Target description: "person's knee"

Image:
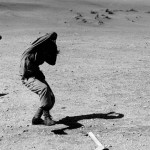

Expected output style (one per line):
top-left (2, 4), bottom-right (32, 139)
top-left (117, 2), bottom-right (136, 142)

top-left (42, 99), bottom-right (55, 110)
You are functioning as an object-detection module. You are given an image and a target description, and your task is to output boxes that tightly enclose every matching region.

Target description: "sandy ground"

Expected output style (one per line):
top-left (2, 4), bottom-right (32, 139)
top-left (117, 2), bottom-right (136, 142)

top-left (1, 0), bottom-right (150, 150)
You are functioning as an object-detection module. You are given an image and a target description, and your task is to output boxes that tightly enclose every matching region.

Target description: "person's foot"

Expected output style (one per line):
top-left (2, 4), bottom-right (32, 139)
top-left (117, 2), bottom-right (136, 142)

top-left (43, 110), bottom-right (56, 126)
top-left (32, 107), bottom-right (44, 125)
top-left (32, 117), bottom-right (44, 125)
top-left (44, 116), bottom-right (56, 126)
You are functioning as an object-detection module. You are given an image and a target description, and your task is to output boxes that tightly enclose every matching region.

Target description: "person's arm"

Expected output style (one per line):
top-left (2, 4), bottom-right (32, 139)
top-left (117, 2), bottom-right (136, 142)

top-left (45, 54), bottom-right (57, 66)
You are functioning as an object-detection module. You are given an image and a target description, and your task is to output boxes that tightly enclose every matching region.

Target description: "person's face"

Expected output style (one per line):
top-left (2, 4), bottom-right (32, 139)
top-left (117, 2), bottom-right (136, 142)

top-left (43, 50), bottom-right (58, 65)
top-left (47, 53), bottom-right (57, 65)
top-left (42, 40), bottom-right (59, 65)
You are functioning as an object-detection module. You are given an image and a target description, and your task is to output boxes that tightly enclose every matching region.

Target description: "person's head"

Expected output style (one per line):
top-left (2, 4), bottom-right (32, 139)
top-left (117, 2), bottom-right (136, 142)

top-left (42, 39), bottom-right (59, 65)
top-left (49, 32), bottom-right (57, 43)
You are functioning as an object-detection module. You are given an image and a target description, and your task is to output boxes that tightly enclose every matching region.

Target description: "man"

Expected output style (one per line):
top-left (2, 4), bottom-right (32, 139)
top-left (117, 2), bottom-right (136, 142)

top-left (20, 32), bottom-right (59, 126)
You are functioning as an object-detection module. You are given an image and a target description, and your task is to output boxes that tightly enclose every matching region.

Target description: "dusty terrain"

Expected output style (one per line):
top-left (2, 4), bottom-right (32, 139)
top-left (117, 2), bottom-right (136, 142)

top-left (1, 0), bottom-right (150, 150)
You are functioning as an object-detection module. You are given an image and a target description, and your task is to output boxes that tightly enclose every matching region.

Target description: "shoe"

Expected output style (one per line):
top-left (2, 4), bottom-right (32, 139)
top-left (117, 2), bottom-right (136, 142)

top-left (43, 110), bottom-right (56, 126)
top-left (32, 117), bottom-right (44, 125)
top-left (44, 117), bottom-right (56, 126)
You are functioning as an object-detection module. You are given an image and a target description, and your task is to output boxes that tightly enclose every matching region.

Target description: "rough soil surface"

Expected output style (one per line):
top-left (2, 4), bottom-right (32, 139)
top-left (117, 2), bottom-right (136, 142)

top-left (1, 0), bottom-right (150, 150)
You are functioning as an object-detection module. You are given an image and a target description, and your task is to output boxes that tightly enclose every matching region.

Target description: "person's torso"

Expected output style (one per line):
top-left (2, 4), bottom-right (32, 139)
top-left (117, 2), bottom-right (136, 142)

top-left (19, 46), bottom-right (45, 79)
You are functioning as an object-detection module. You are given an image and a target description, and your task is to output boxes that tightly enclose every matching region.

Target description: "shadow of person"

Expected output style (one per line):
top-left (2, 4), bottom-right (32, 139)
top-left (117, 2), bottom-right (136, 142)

top-left (52, 112), bottom-right (124, 135)
top-left (0, 93), bottom-right (8, 97)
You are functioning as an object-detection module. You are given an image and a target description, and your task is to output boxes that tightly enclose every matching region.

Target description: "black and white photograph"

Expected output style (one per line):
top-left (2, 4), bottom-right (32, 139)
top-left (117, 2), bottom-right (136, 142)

top-left (0, 0), bottom-right (150, 149)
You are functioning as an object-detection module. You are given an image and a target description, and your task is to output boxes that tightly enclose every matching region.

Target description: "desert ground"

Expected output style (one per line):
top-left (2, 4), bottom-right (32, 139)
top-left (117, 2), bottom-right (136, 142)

top-left (1, 0), bottom-right (150, 150)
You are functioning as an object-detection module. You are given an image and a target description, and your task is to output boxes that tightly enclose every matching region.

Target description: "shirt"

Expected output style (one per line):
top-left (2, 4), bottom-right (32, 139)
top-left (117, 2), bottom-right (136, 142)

top-left (19, 32), bottom-right (57, 80)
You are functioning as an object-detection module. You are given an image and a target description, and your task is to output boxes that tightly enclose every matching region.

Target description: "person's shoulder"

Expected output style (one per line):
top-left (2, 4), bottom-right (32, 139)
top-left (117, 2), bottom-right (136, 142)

top-left (31, 32), bottom-right (57, 46)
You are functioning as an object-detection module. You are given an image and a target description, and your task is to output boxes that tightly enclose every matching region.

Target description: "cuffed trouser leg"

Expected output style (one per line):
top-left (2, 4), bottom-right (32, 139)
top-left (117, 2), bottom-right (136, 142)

top-left (32, 107), bottom-right (44, 125)
top-left (23, 77), bottom-right (55, 110)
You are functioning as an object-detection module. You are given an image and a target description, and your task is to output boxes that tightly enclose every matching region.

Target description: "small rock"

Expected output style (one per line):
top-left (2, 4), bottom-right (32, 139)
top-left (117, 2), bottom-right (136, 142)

top-left (91, 11), bottom-right (98, 14)
top-left (23, 129), bottom-right (28, 133)
top-left (104, 16), bottom-right (111, 19)
top-left (61, 107), bottom-right (66, 109)
top-left (106, 9), bottom-right (114, 14)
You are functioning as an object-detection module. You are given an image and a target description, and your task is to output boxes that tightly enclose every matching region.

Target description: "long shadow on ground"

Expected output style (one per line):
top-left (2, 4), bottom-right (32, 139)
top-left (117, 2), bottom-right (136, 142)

top-left (52, 112), bottom-right (124, 135)
top-left (0, 93), bottom-right (8, 97)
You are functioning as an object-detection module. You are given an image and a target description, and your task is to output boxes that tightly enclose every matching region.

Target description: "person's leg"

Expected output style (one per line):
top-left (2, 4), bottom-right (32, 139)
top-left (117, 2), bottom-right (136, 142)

top-left (32, 107), bottom-right (43, 125)
top-left (22, 77), bottom-right (55, 125)
top-left (41, 80), bottom-right (56, 125)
